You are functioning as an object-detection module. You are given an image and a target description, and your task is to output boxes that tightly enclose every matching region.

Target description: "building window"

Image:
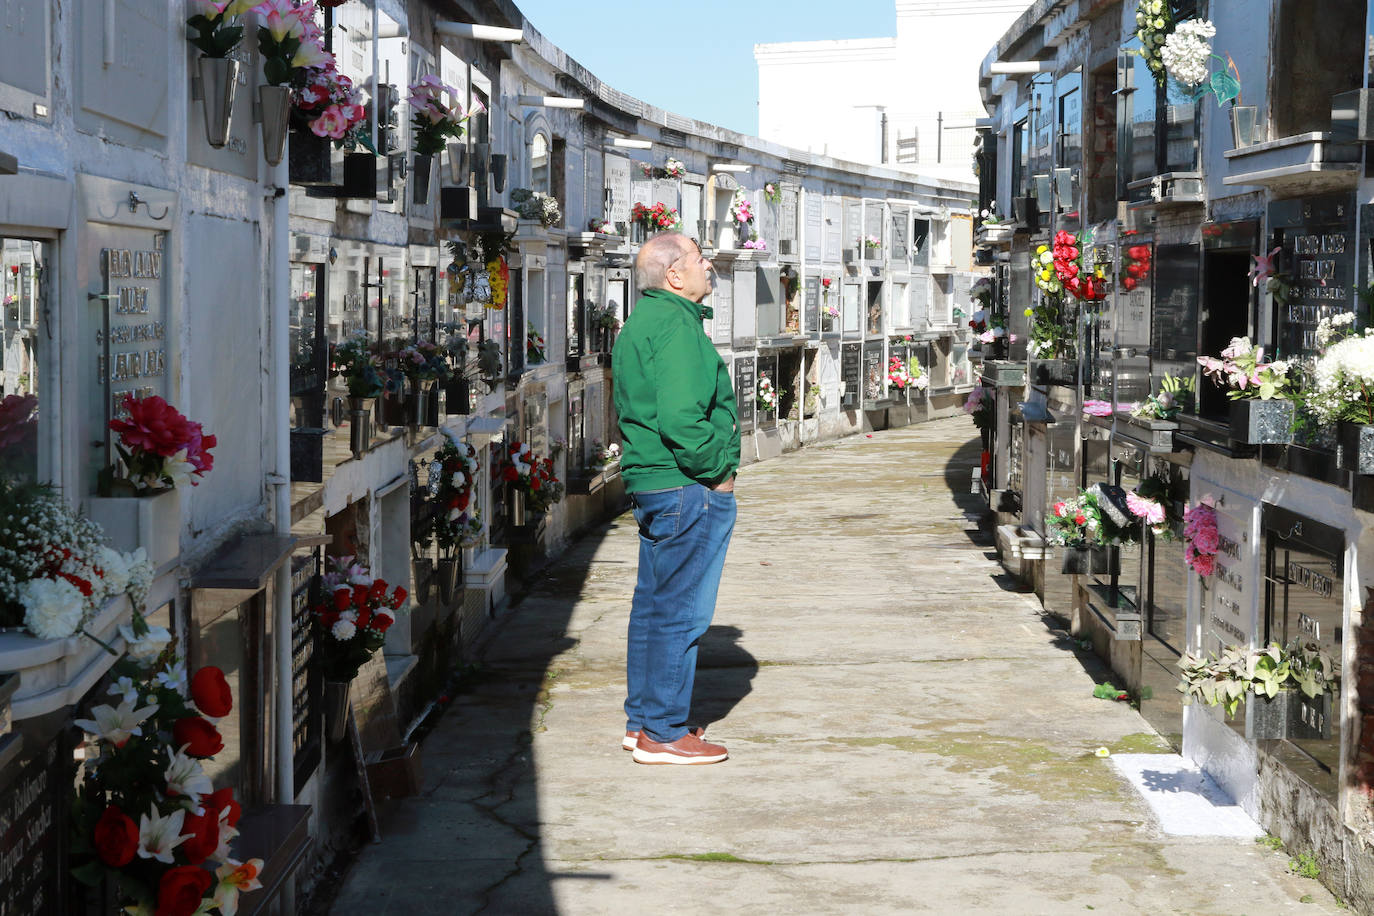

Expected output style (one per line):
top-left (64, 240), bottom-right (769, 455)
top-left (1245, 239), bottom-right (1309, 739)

top-left (530, 131), bottom-right (549, 194)
top-left (1271, 0), bottom-right (1364, 138)
top-left (1, 238), bottom-right (45, 482)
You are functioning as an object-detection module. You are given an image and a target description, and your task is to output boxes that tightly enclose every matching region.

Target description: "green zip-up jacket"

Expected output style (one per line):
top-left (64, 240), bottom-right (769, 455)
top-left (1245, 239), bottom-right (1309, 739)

top-left (612, 287), bottom-right (740, 492)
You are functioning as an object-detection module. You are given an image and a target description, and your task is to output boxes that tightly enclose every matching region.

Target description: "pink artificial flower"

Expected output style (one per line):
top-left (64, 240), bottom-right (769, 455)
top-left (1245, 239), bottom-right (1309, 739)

top-left (310, 106), bottom-right (349, 139)
top-left (1248, 247), bottom-right (1281, 288)
top-left (1082, 399), bottom-right (1114, 417)
top-left (256, 1), bottom-right (303, 42)
top-left (291, 36), bottom-right (331, 69)
top-left (1125, 491), bottom-right (1165, 525)
top-left (978, 329), bottom-right (995, 344)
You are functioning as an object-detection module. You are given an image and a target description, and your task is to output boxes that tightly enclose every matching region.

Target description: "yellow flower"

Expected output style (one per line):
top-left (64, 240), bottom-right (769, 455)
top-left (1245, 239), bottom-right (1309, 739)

top-left (1094, 747), bottom-right (1111, 758)
top-left (1024, 308), bottom-right (1034, 317)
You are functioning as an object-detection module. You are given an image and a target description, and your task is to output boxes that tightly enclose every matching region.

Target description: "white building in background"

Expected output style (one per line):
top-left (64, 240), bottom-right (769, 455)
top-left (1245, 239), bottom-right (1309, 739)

top-left (756, 0), bottom-right (1029, 181)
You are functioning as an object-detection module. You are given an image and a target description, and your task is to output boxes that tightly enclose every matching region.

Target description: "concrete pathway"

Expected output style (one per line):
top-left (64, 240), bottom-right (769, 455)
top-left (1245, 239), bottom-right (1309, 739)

top-left (329, 418), bottom-right (1342, 915)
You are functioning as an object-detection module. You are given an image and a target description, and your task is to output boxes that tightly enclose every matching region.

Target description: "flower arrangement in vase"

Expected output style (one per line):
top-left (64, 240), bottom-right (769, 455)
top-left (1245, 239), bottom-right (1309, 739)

top-left (101, 394), bottom-right (217, 496)
top-left (313, 556), bottom-right (405, 681)
top-left (729, 190), bottom-right (755, 230)
top-left (1131, 374), bottom-right (1194, 420)
top-left (821, 278), bottom-right (840, 321)
top-left (1197, 337), bottom-right (1292, 401)
top-left (511, 188), bottom-right (562, 228)
top-left (1119, 242), bottom-right (1153, 292)
top-left (908, 356), bottom-right (929, 391)
top-left (863, 235), bottom-right (881, 252)
top-left (631, 202), bottom-right (681, 234)
top-left (591, 440), bottom-right (622, 469)
top-left (295, 61), bottom-right (368, 143)
top-left (1024, 295), bottom-right (1073, 360)
top-left (1126, 475), bottom-right (1179, 541)
top-left (1182, 497), bottom-right (1219, 577)
top-left (763, 181), bottom-right (782, 205)
top-left (526, 324), bottom-right (547, 364)
top-left (741, 236), bottom-right (768, 251)
top-left (408, 75), bottom-right (482, 156)
top-left (587, 217), bottom-right (612, 233)
top-left (333, 331), bottom-right (385, 398)
top-left (663, 158), bottom-right (686, 179)
top-left (1177, 640), bottom-right (1335, 720)
top-left (1044, 486), bottom-right (1138, 549)
top-left (886, 356), bottom-right (912, 391)
top-left (0, 478), bottom-right (153, 638)
top-left (486, 257), bottom-right (510, 310)
top-left (186, 0), bottom-right (254, 58)
top-left (69, 653), bottom-right (261, 916)
top-left (1306, 315), bottom-right (1374, 426)
top-left (963, 386), bottom-right (994, 431)
top-left (255, 0), bottom-right (330, 88)
top-left (756, 375), bottom-right (778, 413)
top-left (497, 441), bottom-right (564, 515)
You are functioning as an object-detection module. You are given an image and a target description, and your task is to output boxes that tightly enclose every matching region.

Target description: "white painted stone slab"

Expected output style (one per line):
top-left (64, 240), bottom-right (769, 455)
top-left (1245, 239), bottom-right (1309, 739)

top-left (1110, 753), bottom-right (1263, 838)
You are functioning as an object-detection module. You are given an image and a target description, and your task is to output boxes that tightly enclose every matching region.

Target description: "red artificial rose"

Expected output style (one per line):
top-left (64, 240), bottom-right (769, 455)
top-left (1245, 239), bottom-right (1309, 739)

top-left (109, 394), bottom-right (194, 459)
top-left (155, 866), bottom-right (214, 916)
top-left (205, 787), bottom-right (241, 828)
top-left (93, 805), bottom-right (139, 867)
top-left (333, 589), bottom-right (353, 612)
top-left (355, 607), bottom-right (371, 630)
top-left (391, 586), bottom-right (407, 608)
top-left (352, 584), bottom-right (370, 608)
top-left (173, 717), bottom-right (224, 758)
top-left (531, 477), bottom-right (541, 490)
top-left (502, 466), bottom-right (519, 482)
top-left (190, 666), bottom-right (233, 718)
top-left (178, 807), bottom-right (220, 865)
top-left (1122, 277), bottom-right (1138, 291)
top-left (368, 580), bottom-right (387, 601)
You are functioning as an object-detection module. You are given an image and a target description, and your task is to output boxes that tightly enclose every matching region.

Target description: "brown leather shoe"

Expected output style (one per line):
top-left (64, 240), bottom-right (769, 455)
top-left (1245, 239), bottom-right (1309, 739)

top-left (623, 730), bottom-right (640, 751)
top-left (632, 731), bottom-right (728, 765)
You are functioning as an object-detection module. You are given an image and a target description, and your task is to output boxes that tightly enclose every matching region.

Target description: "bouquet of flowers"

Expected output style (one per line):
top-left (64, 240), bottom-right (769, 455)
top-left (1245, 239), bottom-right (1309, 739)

top-left (1043, 230), bottom-right (1108, 302)
top-left (510, 188), bottom-right (562, 228)
top-left (887, 356), bottom-right (912, 390)
top-left (295, 60), bottom-right (368, 143)
top-left (742, 236), bottom-right (768, 251)
top-left (186, 0), bottom-right (255, 57)
top-left (1131, 374), bottom-right (1193, 420)
top-left (971, 276), bottom-right (993, 309)
top-left (313, 556), bottom-right (405, 681)
top-left (255, 0), bottom-right (330, 87)
top-left (1306, 322), bottom-right (1374, 425)
top-left (1119, 242), bottom-right (1153, 292)
top-left (1044, 486), bottom-right (1137, 548)
top-left (964, 386), bottom-right (994, 431)
top-left (433, 433), bottom-right (481, 554)
top-left (497, 441), bottom-right (564, 515)
top-left (587, 218), bottom-right (612, 233)
top-left (69, 650), bottom-right (260, 916)
top-left (408, 75), bottom-right (482, 156)
top-left (729, 190), bottom-right (754, 227)
top-left (591, 440), bottom-right (622, 468)
top-left (333, 331), bottom-right (385, 397)
top-left (757, 375), bottom-right (778, 412)
top-left (393, 339), bottom-right (450, 384)
top-left (0, 479), bottom-right (153, 637)
top-left (1159, 18), bottom-right (1215, 88)
top-left (763, 181), bottom-right (781, 205)
top-left (526, 324), bottom-right (547, 364)
top-left (908, 356), bottom-right (929, 391)
top-left (1197, 336), bottom-right (1292, 401)
top-left (105, 395), bottom-right (217, 494)
top-left (821, 278), bottom-right (839, 319)
top-left (590, 300), bottom-right (621, 332)
top-left (632, 202), bottom-right (681, 233)
top-left (1024, 296), bottom-right (1073, 360)
top-left (1127, 475), bottom-right (1178, 541)
top-left (864, 235), bottom-right (881, 251)
top-left (1183, 497), bottom-right (1219, 576)
top-left (663, 158), bottom-right (686, 179)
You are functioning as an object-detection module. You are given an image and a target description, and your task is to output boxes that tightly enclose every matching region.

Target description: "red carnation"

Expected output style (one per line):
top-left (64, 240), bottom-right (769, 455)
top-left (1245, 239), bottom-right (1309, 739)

top-left (173, 717), bottom-right (224, 758)
top-left (92, 805), bottom-right (139, 867)
top-left (109, 394), bottom-right (194, 459)
top-left (190, 666), bottom-right (233, 718)
top-left (1074, 513), bottom-right (1087, 525)
top-left (155, 866), bottom-right (214, 916)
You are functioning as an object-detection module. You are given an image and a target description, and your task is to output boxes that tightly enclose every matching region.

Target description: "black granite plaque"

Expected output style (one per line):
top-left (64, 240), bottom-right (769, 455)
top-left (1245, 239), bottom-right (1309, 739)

top-left (804, 277), bottom-right (819, 334)
top-left (1270, 193), bottom-right (1357, 361)
top-left (841, 343), bottom-right (861, 402)
top-left (1151, 244), bottom-right (1200, 373)
top-left (0, 733), bottom-right (64, 915)
top-left (735, 356), bottom-right (756, 433)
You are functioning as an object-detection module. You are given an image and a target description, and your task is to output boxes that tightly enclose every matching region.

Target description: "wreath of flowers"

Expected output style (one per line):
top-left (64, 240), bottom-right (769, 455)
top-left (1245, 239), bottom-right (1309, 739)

top-left (1183, 497), bottom-right (1219, 576)
top-left (70, 648), bottom-right (261, 916)
top-left (433, 432), bottom-right (482, 554)
top-left (486, 257), bottom-right (509, 311)
top-left (756, 375), bottom-right (778, 412)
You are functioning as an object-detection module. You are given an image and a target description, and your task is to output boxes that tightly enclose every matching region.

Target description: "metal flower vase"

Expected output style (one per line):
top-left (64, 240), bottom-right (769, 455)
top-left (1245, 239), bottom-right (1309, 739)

top-left (197, 57), bottom-right (241, 149)
top-left (324, 679), bottom-right (351, 743)
top-left (259, 85), bottom-right (292, 167)
top-left (446, 142), bottom-right (468, 185)
top-left (437, 557), bottom-right (461, 604)
top-left (347, 396), bottom-right (373, 458)
top-left (412, 153), bottom-right (434, 205)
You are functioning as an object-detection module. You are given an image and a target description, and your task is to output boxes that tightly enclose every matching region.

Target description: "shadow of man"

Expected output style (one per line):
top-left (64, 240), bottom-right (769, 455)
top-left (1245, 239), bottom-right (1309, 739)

top-left (689, 624), bottom-right (758, 729)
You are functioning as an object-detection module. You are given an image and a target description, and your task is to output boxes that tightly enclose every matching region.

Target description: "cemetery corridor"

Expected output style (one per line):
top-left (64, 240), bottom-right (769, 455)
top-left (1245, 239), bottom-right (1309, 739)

top-left (328, 417), bottom-right (1339, 915)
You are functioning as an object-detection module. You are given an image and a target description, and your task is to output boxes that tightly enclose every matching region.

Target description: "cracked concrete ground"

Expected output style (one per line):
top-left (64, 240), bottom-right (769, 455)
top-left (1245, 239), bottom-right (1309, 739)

top-left (329, 418), bottom-right (1343, 915)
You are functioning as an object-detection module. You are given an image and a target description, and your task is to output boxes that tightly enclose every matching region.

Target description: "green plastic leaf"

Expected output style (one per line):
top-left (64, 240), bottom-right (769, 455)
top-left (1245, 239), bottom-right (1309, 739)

top-left (1210, 70), bottom-right (1241, 107)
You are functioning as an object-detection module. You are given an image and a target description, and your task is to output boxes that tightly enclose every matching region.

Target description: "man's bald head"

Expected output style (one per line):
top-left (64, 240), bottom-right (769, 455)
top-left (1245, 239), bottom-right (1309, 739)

top-left (635, 233), bottom-right (693, 292)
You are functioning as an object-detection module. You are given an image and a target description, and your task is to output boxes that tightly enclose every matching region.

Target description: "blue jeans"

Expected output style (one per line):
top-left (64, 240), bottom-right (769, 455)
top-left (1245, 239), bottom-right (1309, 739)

top-left (625, 484), bottom-right (736, 743)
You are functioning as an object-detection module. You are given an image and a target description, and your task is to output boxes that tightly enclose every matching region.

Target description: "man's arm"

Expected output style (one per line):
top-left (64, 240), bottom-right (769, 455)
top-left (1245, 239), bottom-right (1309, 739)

top-left (654, 321), bottom-right (735, 484)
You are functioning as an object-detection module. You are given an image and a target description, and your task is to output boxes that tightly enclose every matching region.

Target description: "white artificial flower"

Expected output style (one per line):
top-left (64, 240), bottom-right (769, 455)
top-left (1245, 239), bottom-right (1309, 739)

top-left (451, 470), bottom-right (466, 488)
top-left (332, 619), bottom-right (357, 640)
top-left (164, 747), bottom-right (213, 806)
top-left (1160, 19), bottom-right (1216, 88)
top-left (156, 659), bottom-right (189, 696)
top-left (210, 822), bottom-right (241, 866)
top-left (161, 450), bottom-right (197, 490)
top-left (109, 675), bottom-right (141, 706)
top-left (97, 545), bottom-right (132, 598)
top-left (119, 623), bottom-right (172, 664)
top-left (20, 577), bottom-right (87, 639)
top-left (137, 805), bottom-right (188, 864)
top-left (74, 698), bottom-right (160, 748)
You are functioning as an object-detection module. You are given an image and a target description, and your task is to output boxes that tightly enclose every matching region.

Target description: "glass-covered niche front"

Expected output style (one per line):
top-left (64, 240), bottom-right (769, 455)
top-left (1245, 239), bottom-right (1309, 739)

top-left (0, 238), bottom-right (46, 482)
top-left (289, 261), bottom-right (325, 428)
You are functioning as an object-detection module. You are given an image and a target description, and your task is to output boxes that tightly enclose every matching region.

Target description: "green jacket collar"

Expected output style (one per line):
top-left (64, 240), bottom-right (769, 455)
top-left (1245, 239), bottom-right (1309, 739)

top-left (642, 286), bottom-right (713, 320)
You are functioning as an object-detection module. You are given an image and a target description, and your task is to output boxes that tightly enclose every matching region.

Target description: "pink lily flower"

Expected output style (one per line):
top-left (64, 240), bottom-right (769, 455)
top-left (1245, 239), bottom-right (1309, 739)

top-left (1248, 246), bottom-right (1281, 288)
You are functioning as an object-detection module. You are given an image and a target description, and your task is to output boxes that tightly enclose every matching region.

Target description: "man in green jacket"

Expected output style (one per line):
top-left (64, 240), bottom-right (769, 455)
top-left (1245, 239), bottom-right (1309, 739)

top-left (613, 232), bottom-right (739, 765)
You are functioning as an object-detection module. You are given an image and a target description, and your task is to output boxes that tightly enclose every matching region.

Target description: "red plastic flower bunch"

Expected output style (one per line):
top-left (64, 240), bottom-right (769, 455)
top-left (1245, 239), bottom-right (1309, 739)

top-left (1120, 243), bottom-right (1153, 292)
top-left (1050, 230), bottom-right (1108, 302)
top-left (1183, 498), bottom-right (1219, 577)
top-left (631, 202), bottom-right (681, 232)
top-left (497, 441), bottom-right (564, 515)
top-left (108, 394), bottom-right (216, 493)
top-left (313, 556), bottom-right (404, 680)
top-left (295, 60), bottom-right (366, 141)
top-left (887, 356), bottom-right (912, 390)
top-left (71, 654), bottom-right (260, 916)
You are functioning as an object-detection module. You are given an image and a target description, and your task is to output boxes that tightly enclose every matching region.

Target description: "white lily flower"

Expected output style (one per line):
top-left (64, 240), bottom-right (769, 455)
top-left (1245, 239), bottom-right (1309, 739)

top-left (165, 747), bottom-right (214, 806)
top-left (119, 623), bottom-right (172, 664)
top-left (108, 675), bottom-right (141, 706)
top-left (137, 804), bottom-right (188, 864)
top-left (74, 698), bottom-right (160, 748)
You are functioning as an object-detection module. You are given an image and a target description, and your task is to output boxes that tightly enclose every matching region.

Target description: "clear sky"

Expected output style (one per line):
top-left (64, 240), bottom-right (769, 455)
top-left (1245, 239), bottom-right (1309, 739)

top-left (514, 1), bottom-right (897, 137)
